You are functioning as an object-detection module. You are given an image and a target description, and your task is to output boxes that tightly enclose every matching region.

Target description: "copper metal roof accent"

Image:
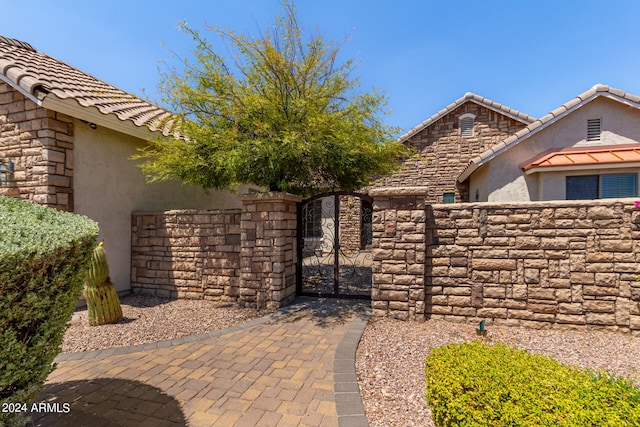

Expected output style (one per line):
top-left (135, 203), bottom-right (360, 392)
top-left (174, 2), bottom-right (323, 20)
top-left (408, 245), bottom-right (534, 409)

top-left (521, 144), bottom-right (640, 173)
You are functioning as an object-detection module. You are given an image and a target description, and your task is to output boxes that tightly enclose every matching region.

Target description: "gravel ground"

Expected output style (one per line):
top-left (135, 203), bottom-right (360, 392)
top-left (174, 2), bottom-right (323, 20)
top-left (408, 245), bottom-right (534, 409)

top-left (356, 317), bottom-right (640, 427)
top-left (62, 294), bottom-right (269, 353)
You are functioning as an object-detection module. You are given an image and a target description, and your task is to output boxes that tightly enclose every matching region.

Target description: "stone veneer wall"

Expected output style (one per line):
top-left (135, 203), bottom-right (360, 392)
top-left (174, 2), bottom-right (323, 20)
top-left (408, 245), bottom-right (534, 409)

top-left (370, 188), bottom-right (429, 320)
top-left (0, 82), bottom-right (73, 211)
top-left (239, 192), bottom-right (300, 310)
top-left (130, 193), bottom-right (301, 310)
top-left (371, 189), bottom-right (640, 333)
top-left (131, 209), bottom-right (242, 300)
top-left (339, 195), bottom-right (362, 254)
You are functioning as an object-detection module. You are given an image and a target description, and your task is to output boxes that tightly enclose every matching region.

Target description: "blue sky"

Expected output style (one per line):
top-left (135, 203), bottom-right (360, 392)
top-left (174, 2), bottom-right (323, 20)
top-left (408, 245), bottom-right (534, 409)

top-left (2, 1), bottom-right (640, 135)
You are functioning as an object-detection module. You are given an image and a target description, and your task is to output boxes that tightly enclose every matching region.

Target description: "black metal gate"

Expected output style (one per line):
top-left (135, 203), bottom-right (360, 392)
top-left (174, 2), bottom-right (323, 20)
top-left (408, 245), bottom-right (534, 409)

top-left (296, 192), bottom-right (373, 299)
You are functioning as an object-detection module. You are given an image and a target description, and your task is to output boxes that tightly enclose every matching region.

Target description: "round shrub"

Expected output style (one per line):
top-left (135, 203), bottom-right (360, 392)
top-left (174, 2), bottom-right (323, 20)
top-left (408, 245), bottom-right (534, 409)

top-left (0, 196), bottom-right (98, 426)
top-left (425, 340), bottom-right (640, 426)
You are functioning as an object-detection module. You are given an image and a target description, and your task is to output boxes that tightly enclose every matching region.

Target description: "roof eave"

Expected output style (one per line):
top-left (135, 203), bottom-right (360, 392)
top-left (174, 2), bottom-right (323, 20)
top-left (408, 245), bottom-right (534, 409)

top-left (457, 90), bottom-right (621, 183)
top-left (0, 72), bottom-right (42, 106)
top-left (458, 162), bottom-right (478, 183)
top-left (41, 95), bottom-right (165, 141)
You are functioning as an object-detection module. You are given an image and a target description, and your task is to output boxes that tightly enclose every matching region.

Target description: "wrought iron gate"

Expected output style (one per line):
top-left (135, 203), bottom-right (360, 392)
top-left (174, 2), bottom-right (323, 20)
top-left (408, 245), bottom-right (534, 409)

top-left (296, 192), bottom-right (373, 298)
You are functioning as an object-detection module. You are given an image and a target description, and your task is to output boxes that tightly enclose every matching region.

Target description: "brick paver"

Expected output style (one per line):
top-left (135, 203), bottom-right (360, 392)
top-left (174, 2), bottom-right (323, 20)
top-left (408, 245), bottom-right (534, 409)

top-left (25, 298), bottom-right (370, 426)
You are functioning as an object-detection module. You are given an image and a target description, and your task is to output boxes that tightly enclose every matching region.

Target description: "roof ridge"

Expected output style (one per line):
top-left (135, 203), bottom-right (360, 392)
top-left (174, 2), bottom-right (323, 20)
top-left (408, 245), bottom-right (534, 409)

top-left (398, 92), bottom-right (535, 142)
top-left (0, 36), bottom-right (36, 52)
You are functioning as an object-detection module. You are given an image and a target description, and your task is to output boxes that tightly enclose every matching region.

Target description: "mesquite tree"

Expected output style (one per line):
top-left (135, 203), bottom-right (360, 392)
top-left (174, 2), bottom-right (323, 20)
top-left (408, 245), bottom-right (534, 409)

top-left (134, 1), bottom-right (407, 196)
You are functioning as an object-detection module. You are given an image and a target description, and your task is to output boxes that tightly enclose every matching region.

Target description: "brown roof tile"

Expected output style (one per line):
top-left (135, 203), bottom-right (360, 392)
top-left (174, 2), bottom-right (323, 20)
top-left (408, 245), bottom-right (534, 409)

top-left (0, 36), bottom-right (177, 136)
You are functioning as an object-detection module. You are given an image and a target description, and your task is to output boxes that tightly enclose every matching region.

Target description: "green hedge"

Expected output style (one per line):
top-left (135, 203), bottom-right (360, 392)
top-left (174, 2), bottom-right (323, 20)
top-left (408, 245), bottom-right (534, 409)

top-left (0, 196), bottom-right (98, 426)
top-left (425, 341), bottom-right (640, 427)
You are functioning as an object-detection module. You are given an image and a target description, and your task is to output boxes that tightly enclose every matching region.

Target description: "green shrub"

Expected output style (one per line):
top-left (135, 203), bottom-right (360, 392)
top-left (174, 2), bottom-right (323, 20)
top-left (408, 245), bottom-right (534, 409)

top-left (0, 196), bottom-right (98, 426)
top-left (425, 341), bottom-right (640, 427)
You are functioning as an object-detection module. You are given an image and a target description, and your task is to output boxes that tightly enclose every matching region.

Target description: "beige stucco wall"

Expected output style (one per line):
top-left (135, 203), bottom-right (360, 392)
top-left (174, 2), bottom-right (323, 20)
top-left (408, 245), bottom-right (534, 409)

top-left (73, 119), bottom-right (242, 292)
top-left (469, 97), bottom-right (640, 202)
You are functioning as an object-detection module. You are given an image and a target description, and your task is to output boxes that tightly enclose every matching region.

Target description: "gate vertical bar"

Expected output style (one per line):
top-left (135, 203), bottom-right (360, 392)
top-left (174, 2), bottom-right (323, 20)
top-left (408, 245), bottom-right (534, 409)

top-left (295, 201), bottom-right (302, 296)
top-left (334, 193), bottom-right (340, 295)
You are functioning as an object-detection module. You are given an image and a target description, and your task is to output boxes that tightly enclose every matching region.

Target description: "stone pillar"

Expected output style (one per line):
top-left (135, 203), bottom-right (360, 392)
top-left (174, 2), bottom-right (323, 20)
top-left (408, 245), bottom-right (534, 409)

top-left (369, 187), bottom-right (429, 321)
top-left (0, 82), bottom-right (74, 212)
top-left (239, 192), bottom-right (301, 310)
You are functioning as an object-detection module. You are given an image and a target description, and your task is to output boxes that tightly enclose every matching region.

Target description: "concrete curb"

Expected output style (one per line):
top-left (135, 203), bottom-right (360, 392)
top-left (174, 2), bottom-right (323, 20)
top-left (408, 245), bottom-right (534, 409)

top-left (334, 309), bottom-right (371, 427)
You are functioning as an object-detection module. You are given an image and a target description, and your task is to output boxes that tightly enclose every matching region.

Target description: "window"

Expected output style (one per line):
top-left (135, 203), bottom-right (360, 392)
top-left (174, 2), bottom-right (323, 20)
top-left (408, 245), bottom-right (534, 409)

top-left (303, 199), bottom-right (323, 237)
top-left (566, 173), bottom-right (637, 200)
top-left (443, 192), bottom-right (455, 204)
top-left (459, 113), bottom-right (475, 137)
top-left (601, 174), bottom-right (637, 198)
top-left (587, 118), bottom-right (601, 141)
top-left (566, 175), bottom-right (598, 200)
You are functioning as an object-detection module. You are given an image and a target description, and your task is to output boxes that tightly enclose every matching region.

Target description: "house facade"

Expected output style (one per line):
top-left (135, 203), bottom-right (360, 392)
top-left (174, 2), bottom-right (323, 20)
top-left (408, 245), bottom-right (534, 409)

top-left (0, 36), bottom-right (240, 293)
top-left (370, 92), bottom-right (535, 203)
top-left (460, 85), bottom-right (640, 202)
top-left (376, 84), bottom-right (640, 204)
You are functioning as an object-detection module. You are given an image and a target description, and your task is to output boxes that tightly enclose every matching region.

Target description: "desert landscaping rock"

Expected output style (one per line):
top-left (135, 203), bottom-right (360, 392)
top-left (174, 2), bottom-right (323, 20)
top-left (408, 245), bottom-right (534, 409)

top-left (62, 295), bottom-right (268, 353)
top-left (356, 317), bottom-right (640, 427)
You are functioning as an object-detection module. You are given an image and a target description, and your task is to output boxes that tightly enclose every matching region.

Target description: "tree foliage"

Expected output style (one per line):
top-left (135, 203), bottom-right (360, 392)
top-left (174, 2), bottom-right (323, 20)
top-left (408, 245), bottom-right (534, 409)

top-left (134, 2), bottom-right (407, 196)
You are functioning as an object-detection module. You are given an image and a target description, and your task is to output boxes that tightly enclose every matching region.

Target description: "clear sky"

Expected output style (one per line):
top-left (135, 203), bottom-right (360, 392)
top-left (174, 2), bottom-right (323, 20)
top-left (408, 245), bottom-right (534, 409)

top-left (2, 1), bottom-right (640, 135)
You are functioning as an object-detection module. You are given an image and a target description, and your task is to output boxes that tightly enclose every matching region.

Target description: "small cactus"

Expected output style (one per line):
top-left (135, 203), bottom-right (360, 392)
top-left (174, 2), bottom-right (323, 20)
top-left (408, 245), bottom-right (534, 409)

top-left (84, 242), bottom-right (123, 326)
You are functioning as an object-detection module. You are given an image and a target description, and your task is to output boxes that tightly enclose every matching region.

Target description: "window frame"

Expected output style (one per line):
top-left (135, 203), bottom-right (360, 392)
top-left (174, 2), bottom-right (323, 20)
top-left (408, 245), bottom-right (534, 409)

top-left (443, 192), bottom-right (456, 204)
top-left (565, 172), bottom-right (637, 200)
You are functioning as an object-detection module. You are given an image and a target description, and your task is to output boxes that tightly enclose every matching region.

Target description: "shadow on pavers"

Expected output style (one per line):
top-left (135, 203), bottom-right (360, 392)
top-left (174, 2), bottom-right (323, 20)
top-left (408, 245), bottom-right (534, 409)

top-left (24, 378), bottom-right (186, 427)
top-left (277, 297), bottom-right (371, 328)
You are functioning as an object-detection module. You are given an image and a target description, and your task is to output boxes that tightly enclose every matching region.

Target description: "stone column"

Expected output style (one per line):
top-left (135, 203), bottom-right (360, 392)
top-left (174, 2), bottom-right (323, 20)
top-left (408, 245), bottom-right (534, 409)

top-left (0, 83), bottom-right (74, 212)
top-left (369, 187), bottom-right (429, 321)
top-left (239, 192), bottom-right (301, 310)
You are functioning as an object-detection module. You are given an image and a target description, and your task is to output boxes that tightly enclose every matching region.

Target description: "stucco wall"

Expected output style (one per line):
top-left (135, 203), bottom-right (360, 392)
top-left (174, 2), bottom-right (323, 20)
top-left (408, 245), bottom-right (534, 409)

top-left (469, 97), bottom-right (640, 202)
top-left (73, 119), bottom-right (241, 292)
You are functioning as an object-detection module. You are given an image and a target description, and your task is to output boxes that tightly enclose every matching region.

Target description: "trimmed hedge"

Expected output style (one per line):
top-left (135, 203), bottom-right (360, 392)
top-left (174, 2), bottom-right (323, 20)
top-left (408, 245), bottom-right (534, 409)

top-left (0, 196), bottom-right (98, 426)
top-left (425, 341), bottom-right (640, 427)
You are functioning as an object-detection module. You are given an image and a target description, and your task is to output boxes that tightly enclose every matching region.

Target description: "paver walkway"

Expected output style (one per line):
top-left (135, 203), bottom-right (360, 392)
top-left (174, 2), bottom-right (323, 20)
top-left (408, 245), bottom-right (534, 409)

top-left (27, 298), bottom-right (370, 427)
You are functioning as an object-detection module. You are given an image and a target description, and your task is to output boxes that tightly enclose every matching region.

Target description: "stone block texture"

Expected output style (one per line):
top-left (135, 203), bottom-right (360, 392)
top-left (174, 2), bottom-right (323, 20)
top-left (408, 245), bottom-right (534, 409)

top-left (131, 209), bottom-right (242, 300)
top-left (131, 196), bottom-right (303, 310)
top-left (339, 195), bottom-right (363, 254)
top-left (0, 82), bottom-right (73, 211)
top-left (239, 192), bottom-right (301, 310)
top-left (369, 102), bottom-right (527, 203)
top-left (371, 198), bottom-right (640, 333)
top-left (371, 193), bottom-right (427, 321)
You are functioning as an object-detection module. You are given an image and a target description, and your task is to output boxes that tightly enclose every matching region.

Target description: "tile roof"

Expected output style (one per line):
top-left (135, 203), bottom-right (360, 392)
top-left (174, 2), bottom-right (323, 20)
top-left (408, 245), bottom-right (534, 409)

top-left (398, 92), bottom-right (536, 142)
top-left (458, 84), bottom-right (640, 182)
top-left (0, 36), bottom-right (177, 137)
top-left (521, 144), bottom-right (640, 174)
